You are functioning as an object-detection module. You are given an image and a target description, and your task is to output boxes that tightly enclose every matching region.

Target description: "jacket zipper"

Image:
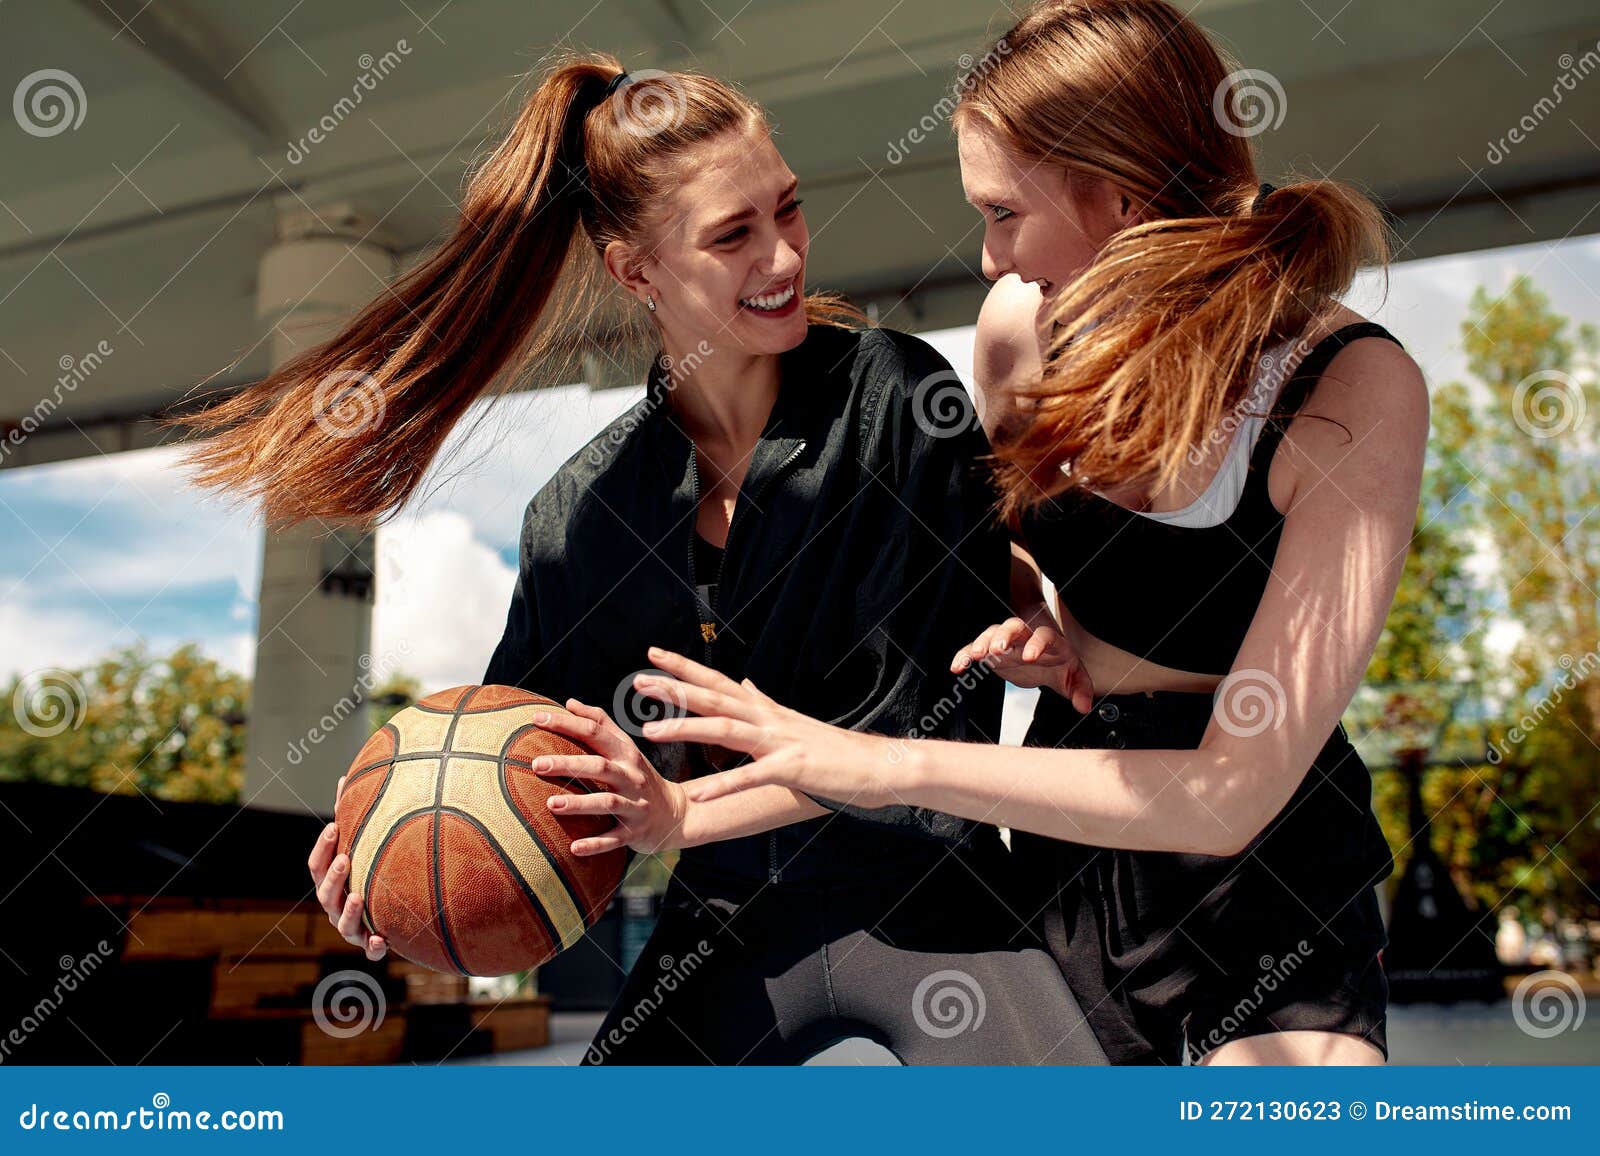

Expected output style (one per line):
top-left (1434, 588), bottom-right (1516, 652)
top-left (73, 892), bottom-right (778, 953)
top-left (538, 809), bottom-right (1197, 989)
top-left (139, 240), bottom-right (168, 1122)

top-left (689, 441), bottom-right (805, 886)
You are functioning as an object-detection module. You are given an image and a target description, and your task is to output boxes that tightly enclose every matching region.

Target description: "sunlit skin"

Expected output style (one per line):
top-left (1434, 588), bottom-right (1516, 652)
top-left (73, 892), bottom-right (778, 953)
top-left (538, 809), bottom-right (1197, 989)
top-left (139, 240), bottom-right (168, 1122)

top-left (629, 119), bottom-right (1430, 1069)
top-left (606, 121), bottom-right (812, 543)
top-left (307, 120), bottom-right (835, 962)
top-left (958, 117), bottom-right (1136, 305)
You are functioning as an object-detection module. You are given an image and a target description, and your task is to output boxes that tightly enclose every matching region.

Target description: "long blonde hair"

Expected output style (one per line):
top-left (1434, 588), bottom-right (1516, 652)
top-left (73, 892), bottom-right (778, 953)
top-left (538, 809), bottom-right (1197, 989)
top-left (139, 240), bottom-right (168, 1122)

top-left (168, 52), bottom-right (863, 530)
top-left (955, 0), bottom-right (1389, 517)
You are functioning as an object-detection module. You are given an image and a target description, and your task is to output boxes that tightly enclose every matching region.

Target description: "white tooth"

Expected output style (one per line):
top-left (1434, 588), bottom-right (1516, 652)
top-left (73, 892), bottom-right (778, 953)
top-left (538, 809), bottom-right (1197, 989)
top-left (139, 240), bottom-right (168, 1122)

top-left (744, 282), bottom-right (793, 310)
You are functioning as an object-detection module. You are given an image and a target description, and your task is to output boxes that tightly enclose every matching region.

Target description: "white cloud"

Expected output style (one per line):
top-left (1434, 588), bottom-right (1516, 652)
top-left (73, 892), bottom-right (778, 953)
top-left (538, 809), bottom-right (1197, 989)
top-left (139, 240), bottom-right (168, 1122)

top-left (0, 584), bottom-right (254, 684)
top-left (0, 593), bottom-right (116, 682)
top-left (6, 442), bottom-right (262, 600)
top-left (371, 509), bottom-right (518, 692)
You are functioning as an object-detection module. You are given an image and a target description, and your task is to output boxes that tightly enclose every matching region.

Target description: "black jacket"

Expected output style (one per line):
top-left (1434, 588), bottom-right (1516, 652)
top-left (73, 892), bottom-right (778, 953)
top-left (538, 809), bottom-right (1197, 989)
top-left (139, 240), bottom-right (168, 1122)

top-left (482, 323), bottom-right (1012, 884)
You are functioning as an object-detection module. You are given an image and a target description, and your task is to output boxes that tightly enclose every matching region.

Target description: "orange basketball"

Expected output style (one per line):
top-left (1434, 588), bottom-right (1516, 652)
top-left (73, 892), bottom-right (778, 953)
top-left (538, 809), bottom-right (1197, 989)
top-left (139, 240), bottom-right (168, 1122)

top-left (335, 684), bottom-right (625, 976)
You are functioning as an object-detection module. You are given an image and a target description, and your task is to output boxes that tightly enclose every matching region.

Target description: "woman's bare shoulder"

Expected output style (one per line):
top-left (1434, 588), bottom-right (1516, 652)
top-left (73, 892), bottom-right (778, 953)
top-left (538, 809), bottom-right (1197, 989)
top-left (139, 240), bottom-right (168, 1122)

top-left (1282, 305), bottom-right (1429, 510)
top-left (974, 276), bottom-right (1051, 439)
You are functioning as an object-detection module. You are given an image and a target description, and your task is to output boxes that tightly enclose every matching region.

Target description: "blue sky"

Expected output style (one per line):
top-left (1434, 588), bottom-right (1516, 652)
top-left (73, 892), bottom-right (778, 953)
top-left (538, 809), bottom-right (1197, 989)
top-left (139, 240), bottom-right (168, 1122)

top-left (4, 233), bottom-right (1598, 708)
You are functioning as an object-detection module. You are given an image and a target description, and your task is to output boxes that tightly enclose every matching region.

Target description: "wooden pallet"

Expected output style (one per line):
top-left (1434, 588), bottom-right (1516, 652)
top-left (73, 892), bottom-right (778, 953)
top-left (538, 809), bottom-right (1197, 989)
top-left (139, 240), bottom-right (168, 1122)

top-left (91, 894), bottom-right (547, 1063)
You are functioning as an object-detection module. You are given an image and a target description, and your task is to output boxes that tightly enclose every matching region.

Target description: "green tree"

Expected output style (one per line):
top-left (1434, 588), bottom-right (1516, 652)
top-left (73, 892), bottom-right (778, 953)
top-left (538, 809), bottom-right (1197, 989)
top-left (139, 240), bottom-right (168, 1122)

top-left (1359, 276), bottom-right (1599, 921)
top-left (0, 643), bottom-right (250, 803)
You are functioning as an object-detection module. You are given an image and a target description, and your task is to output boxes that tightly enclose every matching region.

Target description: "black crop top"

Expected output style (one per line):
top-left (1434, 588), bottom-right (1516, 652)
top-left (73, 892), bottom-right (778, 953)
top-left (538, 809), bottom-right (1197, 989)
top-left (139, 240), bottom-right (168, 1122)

top-left (1017, 322), bottom-right (1403, 676)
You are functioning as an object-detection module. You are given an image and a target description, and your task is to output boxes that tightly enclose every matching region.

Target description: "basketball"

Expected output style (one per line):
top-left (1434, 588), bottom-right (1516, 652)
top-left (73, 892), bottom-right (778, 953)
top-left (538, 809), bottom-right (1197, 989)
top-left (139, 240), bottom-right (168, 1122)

top-left (335, 684), bottom-right (625, 976)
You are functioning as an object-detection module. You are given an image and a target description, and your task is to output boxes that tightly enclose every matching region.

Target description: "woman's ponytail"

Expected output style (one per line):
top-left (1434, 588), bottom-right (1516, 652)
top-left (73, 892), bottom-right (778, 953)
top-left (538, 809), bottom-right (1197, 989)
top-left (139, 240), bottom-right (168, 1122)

top-left (953, 0), bottom-right (1391, 517)
top-left (167, 57), bottom-right (633, 529)
top-left (167, 51), bottom-right (858, 530)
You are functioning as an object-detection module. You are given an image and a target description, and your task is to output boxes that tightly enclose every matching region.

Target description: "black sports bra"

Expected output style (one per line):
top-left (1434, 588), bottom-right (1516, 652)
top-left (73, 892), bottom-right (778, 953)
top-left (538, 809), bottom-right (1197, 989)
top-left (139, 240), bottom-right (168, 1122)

top-left (1017, 321), bottom-right (1403, 676)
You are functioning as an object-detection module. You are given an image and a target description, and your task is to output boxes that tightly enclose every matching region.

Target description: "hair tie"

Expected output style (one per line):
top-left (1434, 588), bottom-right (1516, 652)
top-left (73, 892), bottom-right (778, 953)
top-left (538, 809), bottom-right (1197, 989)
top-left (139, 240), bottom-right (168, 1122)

top-left (1252, 181), bottom-right (1277, 213)
top-left (558, 73), bottom-right (628, 199)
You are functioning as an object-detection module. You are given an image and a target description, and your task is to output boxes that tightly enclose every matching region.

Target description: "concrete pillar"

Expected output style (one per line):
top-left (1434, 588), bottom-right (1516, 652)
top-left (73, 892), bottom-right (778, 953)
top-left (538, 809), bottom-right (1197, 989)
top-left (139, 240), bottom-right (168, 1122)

top-left (244, 204), bottom-right (397, 814)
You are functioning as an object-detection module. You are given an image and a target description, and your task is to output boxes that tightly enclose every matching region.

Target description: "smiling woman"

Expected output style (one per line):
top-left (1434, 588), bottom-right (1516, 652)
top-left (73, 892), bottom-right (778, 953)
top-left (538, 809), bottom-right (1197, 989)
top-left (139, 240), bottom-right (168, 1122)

top-left (167, 48), bottom-right (1106, 1066)
top-left (163, 56), bottom-right (858, 532)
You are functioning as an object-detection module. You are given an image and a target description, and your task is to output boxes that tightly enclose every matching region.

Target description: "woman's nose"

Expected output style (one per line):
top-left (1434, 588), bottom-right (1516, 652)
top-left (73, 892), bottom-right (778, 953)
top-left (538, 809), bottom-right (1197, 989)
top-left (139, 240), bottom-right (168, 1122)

top-left (771, 231), bottom-right (805, 268)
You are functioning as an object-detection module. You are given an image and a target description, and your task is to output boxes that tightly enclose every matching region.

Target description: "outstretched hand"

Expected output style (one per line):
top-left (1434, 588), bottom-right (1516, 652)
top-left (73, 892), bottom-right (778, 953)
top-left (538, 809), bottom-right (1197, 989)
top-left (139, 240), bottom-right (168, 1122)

top-left (630, 647), bottom-right (907, 809)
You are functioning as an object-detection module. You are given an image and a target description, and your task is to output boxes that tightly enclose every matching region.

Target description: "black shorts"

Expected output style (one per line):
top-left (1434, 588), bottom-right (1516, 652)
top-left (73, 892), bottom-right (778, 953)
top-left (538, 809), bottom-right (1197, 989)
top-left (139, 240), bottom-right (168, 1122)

top-left (1015, 689), bottom-right (1395, 1066)
top-left (1182, 948), bottom-right (1389, 1062)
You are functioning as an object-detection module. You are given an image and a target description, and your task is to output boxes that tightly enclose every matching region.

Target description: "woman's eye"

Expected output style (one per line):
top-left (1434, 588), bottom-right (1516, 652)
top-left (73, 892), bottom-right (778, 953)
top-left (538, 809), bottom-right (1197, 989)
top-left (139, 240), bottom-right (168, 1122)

top-left (720, 196), bottom-right (806, 241)
top-left (715, 199), bottom-right (802, 245)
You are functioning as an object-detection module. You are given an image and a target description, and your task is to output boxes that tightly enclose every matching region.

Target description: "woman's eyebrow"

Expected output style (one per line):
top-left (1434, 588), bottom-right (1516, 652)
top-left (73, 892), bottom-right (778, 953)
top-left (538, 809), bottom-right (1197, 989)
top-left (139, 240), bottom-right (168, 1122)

top-left (703, 178), bottom-right (802, 234)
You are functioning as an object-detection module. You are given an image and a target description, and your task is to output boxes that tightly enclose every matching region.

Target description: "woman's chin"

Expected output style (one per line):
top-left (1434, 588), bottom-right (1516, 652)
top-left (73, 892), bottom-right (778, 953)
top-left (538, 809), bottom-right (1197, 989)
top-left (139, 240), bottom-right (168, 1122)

top-left (731, 307), bottom-right (808, 352)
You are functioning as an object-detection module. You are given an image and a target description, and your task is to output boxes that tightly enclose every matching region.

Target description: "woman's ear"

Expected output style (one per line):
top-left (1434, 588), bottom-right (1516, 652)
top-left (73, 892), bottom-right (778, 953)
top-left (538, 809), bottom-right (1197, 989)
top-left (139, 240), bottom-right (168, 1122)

top-left (1110, 181), bottom-right (1143, 228)
top-left (602, 239), bottom-right (653, 303)
top-left (1068, 169), bottom-right (1142, 232)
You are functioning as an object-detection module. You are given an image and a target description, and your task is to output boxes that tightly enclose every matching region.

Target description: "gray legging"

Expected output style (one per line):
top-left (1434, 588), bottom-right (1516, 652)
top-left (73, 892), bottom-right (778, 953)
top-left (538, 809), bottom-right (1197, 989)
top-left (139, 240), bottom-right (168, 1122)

top-left (581, 852), bottom-right (1108, 1065)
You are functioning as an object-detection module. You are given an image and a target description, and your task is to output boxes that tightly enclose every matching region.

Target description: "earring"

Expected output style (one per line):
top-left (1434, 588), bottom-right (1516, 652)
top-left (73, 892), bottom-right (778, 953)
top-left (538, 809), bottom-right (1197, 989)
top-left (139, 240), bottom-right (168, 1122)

top-left (645, 295), bottom-right (656, 312)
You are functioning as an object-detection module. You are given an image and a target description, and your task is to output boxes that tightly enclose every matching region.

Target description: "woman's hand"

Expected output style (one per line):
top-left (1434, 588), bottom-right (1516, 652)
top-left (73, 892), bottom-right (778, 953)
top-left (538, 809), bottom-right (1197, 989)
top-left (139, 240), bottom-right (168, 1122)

top-left (307, 774), bottom-right (388, 962)
top-left (952, 615), bottom-right (1094, 713)
top-left (631, 647), bottom-right (907, 808)
top-left (531, 699), bottom-right (690, 857)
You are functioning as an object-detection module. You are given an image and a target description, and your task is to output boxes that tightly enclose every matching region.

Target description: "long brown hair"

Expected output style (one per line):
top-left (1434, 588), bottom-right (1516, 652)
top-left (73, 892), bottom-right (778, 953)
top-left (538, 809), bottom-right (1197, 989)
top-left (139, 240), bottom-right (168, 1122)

top-left (955, 0), bottom-right (1389, 517)
top-left (167, 52), bottom-right (864, 530)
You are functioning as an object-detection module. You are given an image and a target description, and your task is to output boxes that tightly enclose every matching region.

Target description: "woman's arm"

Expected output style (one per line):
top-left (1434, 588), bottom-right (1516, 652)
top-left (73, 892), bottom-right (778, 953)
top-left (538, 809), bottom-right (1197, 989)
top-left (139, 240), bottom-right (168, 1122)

top-left (639, 338), bottom-right (1429, 857)
top-left (677, 786), bottom-right (828, 849)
